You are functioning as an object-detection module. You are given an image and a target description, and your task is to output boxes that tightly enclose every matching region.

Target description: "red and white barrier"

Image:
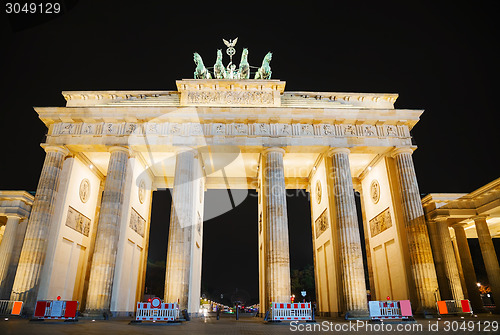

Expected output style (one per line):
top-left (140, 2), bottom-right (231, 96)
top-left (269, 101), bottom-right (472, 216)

top-left (368, 300), bottom-right (413, 320)
top-left (437, 300), bottom-right (472, 315)
top-left (270, 302), bottom-right (313, 321)
top-left (0, 300), bottom-right (23, 316)
top-left (33, 300), bottom-right (78, 320)
top-left (135, 298), bottom-right (179, 322)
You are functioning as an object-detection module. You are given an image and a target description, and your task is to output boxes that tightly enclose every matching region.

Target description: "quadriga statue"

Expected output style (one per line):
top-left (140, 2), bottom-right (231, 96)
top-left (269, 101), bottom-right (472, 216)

top-left (254, 52), bottom-right (272, 80)
top-left (193, 52), bottom-right (212, 79)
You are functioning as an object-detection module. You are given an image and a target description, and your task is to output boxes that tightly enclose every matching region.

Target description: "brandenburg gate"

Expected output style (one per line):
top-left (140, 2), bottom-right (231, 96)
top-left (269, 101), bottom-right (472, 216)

top-left (0, 44), bottom-right (442, 318)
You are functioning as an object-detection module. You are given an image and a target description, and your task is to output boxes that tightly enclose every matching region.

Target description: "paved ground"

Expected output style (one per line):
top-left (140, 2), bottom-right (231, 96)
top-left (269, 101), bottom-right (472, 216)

top-left (1, 313), bottom-right (499, 334)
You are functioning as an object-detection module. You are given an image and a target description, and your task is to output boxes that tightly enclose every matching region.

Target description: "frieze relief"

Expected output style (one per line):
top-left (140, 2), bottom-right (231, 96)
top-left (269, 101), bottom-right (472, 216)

top-left (50, 121), bottom-right (410, 139)
top-left (129, 207), bottom-right (146, 238)
top-left (65, 206), bottom-right (91, 237)
top-left (186, 91), bottom-right (274, 105)
top-left (315, 209), bottom-right (329, 239)
top-left (369, 208), bottom-right (392, 237)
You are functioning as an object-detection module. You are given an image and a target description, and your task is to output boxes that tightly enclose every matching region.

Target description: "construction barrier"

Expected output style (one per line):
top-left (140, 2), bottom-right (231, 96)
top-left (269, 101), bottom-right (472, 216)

top-left (33, 300), bottom-right (79, 320)
top-left (436, 300), bottom-right (472, 315)
top-left (270, 302), bottom-right (313, 321)
top-left (0, 300), bottom-right (23, 316)
top-left (135, 298), bottom-right (179, 322)
top-left (368, 300), bottom-right (413, 320)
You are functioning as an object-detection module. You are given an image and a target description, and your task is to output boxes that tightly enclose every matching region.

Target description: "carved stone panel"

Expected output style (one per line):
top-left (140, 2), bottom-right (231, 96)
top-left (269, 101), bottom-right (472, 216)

top-left (66, 206), bottom-right (91, 237)
top-left (186, 91), bottom-right (274, 106)
top-left (196, 212), bottom-right (202, 235)
top-left (315, 180), bottom-right (322, 204)
top-left (369, 208), bottom-right (392, 237)
top-left (59, 123), bottom-right (76, 135)
top-left (79, 178), bottom-right (90, 203)
top-left (138, 179), bottom-right (146, 204)
top-left (370, 179), bottom-right (380, 204)
top-left (81, 123), bottom-right (97, 135)
top-left (315, 209), bottom-right (329, 239)
top-left (129, 207), bottom-right (145, 237)
top-left (343, 124), bottom-right (357, 136)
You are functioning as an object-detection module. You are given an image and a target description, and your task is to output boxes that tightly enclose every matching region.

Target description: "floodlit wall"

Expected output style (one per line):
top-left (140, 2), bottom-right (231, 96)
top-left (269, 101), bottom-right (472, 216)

top-left (310, 155), bottom-right (341, 316)
top-left (110, 157), bottom-right (152, 314)
top-left (187, 154), bottom-right (205, 315)
top-left (38, 156), bottom-right (101, 303)
top-left (360, 157), bottom-right (409, 301)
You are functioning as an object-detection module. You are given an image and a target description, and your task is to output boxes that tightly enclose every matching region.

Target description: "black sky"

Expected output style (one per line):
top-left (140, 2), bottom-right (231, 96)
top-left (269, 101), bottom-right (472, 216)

top-left (1, 1), bottom-right (499, 304)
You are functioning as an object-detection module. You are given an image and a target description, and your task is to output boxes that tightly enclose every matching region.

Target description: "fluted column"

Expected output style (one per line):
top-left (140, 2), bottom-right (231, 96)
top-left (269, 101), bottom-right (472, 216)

top-left (426, 220), bottom-right (452, 300)
top-left (262, 147), bottom-right (291, 303)
top-left (10, 146), bottom-right (69, 311)
top-left (164, 148), bottom-right (197, 309)
top-left (328, 148), bottom-right (368, 315)
top-left (392, 147), bottom-right (438, 313)
top-left (452, 224), bottom-right (484, 312)
top-left (474, 216), bottom-right (500, 313)
top-left (0, 224), bottom-right (5, 246)
top-left (85, 146), bottom-right (130, 313)
top-left (0, 215), bottom-right (22, 299)
top-left (435, 217), bottom-right (464, 303)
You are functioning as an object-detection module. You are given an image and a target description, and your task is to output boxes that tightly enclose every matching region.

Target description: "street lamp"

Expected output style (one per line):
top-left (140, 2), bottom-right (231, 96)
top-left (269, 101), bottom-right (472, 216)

top-left (477, 282), bottom-right (481, 287)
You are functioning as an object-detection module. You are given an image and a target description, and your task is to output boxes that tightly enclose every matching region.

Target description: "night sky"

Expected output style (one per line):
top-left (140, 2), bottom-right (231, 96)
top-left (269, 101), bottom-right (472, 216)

top-left (1, 1), bottom-right (499, 304)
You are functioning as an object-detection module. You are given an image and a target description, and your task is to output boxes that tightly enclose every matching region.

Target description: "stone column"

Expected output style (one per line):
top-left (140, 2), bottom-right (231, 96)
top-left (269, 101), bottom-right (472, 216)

top-left (452, 224), bottom-right (484, 312)
top-left (426, 220), bottom-right (452, 300)
top-left (10, 146), bottom-right (69, 311)
top-left (0, 215), bottom-right (22, 299)
top-left (474, 216), bottom-right (500, 313)
top-left (328, 148), bottom-right (368, 316)
top-left (164, 148), bottom-right (197, 309)
top-left (392, 147), bottom-right (438, 313)
top-left (85, 146), bottom-right (130, 314)
top-left (0, 223), bottom-right (5, 246)
top-left (262, 147), bottom-right (291, 303)
top-left (435, 217), bottom-right (464, 303)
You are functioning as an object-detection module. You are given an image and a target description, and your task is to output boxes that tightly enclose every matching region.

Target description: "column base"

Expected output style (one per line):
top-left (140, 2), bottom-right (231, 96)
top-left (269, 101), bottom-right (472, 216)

top-left (414, 307), bottom-right (438, 318)
top-left (344, 309), bottom-right (370, 320)
top-left (83, 310), bottom-right (112, 320)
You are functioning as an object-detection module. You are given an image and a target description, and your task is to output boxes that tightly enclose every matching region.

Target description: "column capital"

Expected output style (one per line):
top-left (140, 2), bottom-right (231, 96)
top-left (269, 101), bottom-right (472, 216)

top-left (472, 215), bottom-right (489, 221)
top-left (451, 222), bottom-right (466, 229)
top-left (326, 147), bottom-right (350, 157)
top-left (4, 213), bottom-right (24, 220)
top-left (108, 146), bottom-right (130, 155)
top-left (261, 147), bottom-right (285, 155)
top-left (434, 216), bottom-right (449, 223)
top-left (43, 145), bottom-right (70, 156)
top-left (390, 146), bottom-right (414, 158)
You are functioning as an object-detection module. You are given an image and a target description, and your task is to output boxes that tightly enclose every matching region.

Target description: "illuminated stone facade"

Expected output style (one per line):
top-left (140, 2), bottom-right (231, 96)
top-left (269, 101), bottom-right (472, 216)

top-left (1, 77), bottom-right (480, 318)
top-left (422, 179), bottom-right (500, 313)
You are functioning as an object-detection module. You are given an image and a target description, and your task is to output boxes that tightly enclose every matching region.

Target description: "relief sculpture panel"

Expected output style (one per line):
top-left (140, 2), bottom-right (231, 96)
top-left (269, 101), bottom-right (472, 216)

top-left (315, 209), bottom-right (329, 239)
top-left (369, 208), bottom-right (392, 237)
top-left (65, 206), bottom-right (91, 237)
top-left (129, 207), bottom-right (146, 238)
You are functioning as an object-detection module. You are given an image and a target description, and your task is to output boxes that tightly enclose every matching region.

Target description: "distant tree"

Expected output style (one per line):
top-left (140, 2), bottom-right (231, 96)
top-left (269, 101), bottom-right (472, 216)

top-left (291, 265), bottom-right (316, 302)
top-left (231, 288), bottom-right (250, 305)
top-left (479, 284), bottom-right (491, 294)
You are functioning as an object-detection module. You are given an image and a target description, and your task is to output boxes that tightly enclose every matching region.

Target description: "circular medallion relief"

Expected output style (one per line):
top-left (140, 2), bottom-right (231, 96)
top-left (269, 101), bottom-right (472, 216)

top-left (370, 179), bottom-right (380, 204)
top-left (79, 179), bottom-right (90, 203)
top-left (138, 179), bottom-right (146, 204)
top-left (315, 180), bottom-right (322, 204)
